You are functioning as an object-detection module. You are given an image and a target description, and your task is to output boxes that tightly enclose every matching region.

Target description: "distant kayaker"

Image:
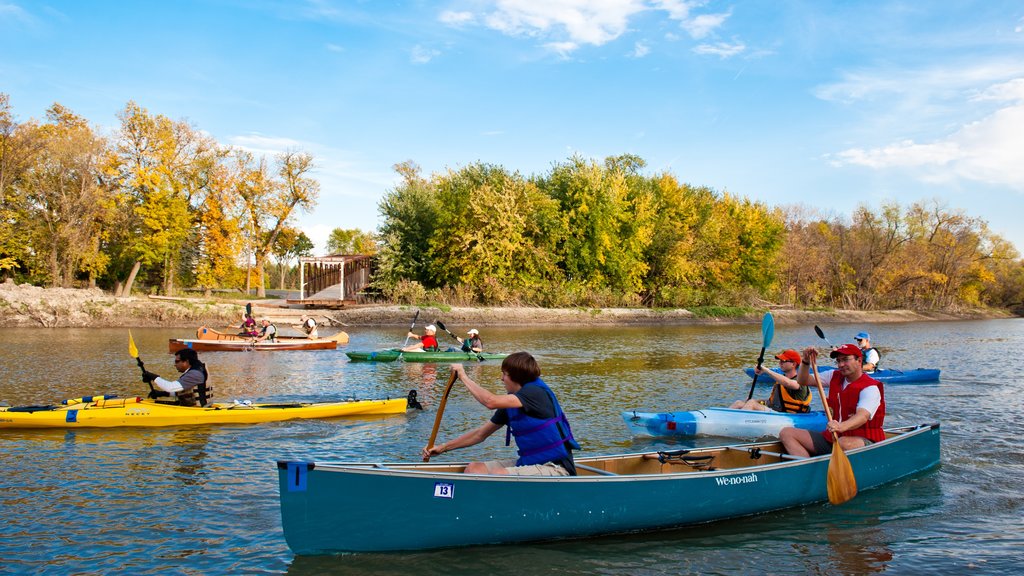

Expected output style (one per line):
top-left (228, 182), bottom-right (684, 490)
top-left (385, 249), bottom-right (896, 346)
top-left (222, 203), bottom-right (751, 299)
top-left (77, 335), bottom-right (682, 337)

top-left (402, 324), bottom-right (439, 352)
top-left (779, 344), bottom-right (885, 457)
top-left (729, 349), bottom-right (812, 413)
top-left (239, 313), bottom-right (258, 337)
top-left (255, 319), bottom-right (277, 342)
top-left (455, 328), bottom-right (483, 353)
top-left (854, 331), bottom-right (880, 372)
top-left (298, 315), bottom-right (319, 339)
top-left (421, 352), bottom-right (580, 476)
top-left (141, 348), bottom-right (212, 407)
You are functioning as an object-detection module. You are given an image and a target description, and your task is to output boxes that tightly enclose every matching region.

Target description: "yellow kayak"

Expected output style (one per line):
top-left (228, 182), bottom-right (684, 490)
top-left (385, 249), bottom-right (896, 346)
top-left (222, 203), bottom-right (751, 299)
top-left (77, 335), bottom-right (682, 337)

top-left (0, 392), bottom-right (415, 429)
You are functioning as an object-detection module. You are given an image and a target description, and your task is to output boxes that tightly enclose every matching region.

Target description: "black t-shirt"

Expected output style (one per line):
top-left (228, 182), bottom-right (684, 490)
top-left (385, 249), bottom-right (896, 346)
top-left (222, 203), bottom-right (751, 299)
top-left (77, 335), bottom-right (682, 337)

top-left (491, 384), bottom-right (576, 475)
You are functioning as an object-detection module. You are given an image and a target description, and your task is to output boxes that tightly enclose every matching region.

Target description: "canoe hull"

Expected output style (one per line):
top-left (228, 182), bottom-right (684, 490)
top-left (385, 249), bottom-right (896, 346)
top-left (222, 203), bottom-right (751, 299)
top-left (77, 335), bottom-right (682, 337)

top-left (621, 407), bottom-right (827, 439)
top-left (745, 366), bottom-right (940, 384)
top-left (345, 349), bottom-right (509, 362)
top-left (169, 338), bottom-right (338, 353)
top-left (277, 424), bottom-right (940, 554)
top-left (0, 396), bottom-right (408, 429)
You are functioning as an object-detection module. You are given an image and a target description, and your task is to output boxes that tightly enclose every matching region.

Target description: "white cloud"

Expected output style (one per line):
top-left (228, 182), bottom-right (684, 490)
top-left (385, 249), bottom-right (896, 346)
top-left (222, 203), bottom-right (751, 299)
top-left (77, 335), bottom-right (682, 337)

top-left (681, 11), bottom-right (730, 39)
top-left (325, 43), bottom-right (345, 52)
top-left (410, 44), bottom-right (441, 64)
top-left (483, 0), bottom-right (646, 51)
top-left (692, 41), bottom-right (745, 59)
top-left (631, 41), bottom-right (650, 58)
top-left (439, 10), bottom-right (475, 26)
top-left (831, 101), bottom-right (1024, 190)
top-left (229, 133), bottom-right (305, 156)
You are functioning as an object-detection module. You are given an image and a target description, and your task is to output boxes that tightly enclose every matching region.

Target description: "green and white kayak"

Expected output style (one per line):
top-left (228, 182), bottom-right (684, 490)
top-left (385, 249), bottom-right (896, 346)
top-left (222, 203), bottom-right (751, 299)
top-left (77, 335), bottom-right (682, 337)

top-left (345, 349), bottom-right (509, 362)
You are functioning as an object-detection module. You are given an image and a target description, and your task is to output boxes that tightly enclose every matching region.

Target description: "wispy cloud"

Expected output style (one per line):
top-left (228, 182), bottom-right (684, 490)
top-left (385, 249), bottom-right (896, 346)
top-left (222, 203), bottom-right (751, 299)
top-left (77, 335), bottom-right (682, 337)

top-left (439, 10), bottom-right (475, 26)
top-left (829, 77), bottom-right (1024, 190)
top-left (410, 44), bottom-right (441, 64)
top-left (631, 41), bottom-right (650, 58)
top-left (461, 0), bottom-right (731, 55)
top-left (692, 41), bottom-right (745, 59)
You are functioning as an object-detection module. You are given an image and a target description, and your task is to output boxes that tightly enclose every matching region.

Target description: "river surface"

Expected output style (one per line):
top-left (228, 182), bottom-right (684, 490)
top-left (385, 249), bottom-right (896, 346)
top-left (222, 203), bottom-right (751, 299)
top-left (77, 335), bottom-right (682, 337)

top-left (1, 319), bottom-right (1022, 575)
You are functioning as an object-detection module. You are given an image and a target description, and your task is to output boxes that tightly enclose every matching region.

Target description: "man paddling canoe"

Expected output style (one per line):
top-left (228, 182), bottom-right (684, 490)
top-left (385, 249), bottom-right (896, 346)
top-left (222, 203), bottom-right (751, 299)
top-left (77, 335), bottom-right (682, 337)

top-left (779, 344), bottom-right (885, 456)
top-left (422, 352), bottom-right (580, 476)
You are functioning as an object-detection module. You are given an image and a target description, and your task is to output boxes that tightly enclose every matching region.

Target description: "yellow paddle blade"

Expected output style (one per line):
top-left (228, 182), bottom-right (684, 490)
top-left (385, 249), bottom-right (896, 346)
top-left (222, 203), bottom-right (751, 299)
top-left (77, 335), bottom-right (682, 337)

top-left (827, 442), bottom-right (858, 505)
top-left (328, 331), bottom-right (349, 344)
top-left (128, 330), bottom-right (139, 359)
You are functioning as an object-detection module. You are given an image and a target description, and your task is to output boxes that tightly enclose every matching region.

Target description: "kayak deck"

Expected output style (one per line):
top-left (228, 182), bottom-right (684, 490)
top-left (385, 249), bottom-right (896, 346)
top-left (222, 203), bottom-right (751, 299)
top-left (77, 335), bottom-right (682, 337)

top-left (0, 392), bottom-right (416, 428)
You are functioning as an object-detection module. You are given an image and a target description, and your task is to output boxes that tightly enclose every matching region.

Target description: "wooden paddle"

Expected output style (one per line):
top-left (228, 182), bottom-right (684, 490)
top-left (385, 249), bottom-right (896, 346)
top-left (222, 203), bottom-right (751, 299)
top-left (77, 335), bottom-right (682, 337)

top-left (745, 312), bottom-right (775, 400)
top-left (811, 358), bottom-right (858, 505)
top-left (423, 369), bottom-right (459, 462)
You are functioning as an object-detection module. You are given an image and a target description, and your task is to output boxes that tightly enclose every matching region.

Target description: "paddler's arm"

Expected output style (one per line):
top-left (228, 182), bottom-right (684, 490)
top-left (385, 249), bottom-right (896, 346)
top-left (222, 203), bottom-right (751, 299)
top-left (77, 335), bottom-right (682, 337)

top-left (796, 346), bottom-right (819, 388)
top-left (451, 364), bottom-right (522, 410)
top-left (422, 421), bottom-right (500, 458)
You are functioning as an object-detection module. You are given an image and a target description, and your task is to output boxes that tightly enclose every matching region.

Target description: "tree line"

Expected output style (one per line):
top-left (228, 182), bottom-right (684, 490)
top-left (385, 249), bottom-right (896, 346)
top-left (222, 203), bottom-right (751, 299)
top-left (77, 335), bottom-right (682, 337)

top-left (3, 94), bottom-right (1022, 311)
top-left (374, 159), bottom-right (1024, 311)
top-left (0, 94), bottom-right (320, 297)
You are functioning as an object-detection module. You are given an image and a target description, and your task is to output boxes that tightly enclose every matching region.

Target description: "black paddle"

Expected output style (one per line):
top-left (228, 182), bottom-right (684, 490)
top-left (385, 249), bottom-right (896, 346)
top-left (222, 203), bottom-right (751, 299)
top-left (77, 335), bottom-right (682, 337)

top-left (746, 312), bottom-right (776, 401)
top-left (435, 320), bottom-right (484, 361)
top-left (814, 325), bottom-right (835, 349)
top-left (401, 310), bottom-right (420, 348)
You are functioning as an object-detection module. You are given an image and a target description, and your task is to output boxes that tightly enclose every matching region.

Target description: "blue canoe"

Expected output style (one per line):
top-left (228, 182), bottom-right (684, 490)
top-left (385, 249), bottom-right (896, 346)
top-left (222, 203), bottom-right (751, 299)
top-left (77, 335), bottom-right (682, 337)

top-left (745, 366), bottom-right (940, 384)
top-left (622, 407), bottom-right (827, 439)
top-left (277, 423), bottom-right (940, 553)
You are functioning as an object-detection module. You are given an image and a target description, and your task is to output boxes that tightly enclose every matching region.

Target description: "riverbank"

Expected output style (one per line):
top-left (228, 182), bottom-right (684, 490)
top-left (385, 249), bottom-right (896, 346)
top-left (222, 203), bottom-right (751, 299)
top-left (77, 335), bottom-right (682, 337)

top-left (0, 280), bottom-right (1013, 328)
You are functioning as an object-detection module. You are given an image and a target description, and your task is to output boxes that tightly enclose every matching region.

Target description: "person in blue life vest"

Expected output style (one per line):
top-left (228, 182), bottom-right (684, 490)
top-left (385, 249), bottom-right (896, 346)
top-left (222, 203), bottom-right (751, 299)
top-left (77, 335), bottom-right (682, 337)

top-left (421, 352), bottom-right (580, 476)
top-left (855, 331), bottom-right (880, 372)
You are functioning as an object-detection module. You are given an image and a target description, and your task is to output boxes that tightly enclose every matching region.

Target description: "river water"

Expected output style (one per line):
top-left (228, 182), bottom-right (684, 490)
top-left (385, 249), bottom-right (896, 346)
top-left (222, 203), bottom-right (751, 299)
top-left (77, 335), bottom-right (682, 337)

top-left (1, 319), bottom-right (1022, 575)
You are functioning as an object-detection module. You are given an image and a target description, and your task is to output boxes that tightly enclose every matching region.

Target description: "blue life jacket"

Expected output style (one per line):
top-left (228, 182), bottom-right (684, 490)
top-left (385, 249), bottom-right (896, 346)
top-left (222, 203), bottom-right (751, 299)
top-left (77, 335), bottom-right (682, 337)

top-left (504, 378), bottom-right (580, 466)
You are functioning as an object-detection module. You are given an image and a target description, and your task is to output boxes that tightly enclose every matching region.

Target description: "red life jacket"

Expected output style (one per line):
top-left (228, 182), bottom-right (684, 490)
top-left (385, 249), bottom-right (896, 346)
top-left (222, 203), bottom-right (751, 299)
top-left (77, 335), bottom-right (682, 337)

top-left (821, 370), bottom-right (886, 443)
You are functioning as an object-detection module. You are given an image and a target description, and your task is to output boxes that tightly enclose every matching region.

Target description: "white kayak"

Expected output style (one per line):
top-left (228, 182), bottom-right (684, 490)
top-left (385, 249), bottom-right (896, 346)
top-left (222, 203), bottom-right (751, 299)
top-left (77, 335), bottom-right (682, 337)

top-left (621, 407), bottom-right (827, 440)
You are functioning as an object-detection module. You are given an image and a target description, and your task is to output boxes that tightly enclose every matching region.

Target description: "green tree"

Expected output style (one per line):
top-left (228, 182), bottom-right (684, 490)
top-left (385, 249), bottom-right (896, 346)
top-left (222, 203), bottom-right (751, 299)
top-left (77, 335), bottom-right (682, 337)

top-left (272, 227), bottom-right (314, 289)
top-left (376, 161), bottom-right (441, 291)
top-left (326, 228), bottom-right (377, 255)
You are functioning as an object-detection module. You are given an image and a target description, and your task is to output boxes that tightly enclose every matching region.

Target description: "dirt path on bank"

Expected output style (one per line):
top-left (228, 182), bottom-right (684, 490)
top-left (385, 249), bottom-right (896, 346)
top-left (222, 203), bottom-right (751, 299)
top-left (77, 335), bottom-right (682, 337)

top-left (0, 280), bottom-right (1012, 329)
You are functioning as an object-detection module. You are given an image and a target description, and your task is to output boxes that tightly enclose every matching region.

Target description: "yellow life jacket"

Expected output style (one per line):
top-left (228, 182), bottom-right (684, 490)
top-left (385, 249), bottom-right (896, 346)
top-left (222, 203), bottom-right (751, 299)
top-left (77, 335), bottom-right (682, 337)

top-left (768, 381), bottom-right (812, 413)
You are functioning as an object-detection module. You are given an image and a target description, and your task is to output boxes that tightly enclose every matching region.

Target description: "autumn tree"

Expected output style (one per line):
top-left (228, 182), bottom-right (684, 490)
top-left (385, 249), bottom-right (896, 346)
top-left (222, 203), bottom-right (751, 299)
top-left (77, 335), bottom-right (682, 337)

top-left (19, 104), bottom-right (113, 287)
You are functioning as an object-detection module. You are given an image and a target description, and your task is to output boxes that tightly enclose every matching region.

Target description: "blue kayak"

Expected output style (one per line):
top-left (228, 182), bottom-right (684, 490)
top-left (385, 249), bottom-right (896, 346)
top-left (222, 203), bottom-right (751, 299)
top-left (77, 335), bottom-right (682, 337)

top-left (745, 366), bottom-right (940, 384)
top-left (621, 407), bottom-right (827, 439)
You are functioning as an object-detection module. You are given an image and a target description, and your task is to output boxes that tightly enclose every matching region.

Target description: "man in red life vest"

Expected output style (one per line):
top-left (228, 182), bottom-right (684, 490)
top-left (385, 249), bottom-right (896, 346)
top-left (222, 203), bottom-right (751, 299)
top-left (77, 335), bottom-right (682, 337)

top-left (779, 343), bottom-right (885, 457)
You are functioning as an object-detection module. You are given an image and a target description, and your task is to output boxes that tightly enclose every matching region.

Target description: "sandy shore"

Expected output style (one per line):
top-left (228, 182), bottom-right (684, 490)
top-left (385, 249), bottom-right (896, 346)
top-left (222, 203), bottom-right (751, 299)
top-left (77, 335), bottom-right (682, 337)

top-left (0, 280), bottom-right (1012, 328)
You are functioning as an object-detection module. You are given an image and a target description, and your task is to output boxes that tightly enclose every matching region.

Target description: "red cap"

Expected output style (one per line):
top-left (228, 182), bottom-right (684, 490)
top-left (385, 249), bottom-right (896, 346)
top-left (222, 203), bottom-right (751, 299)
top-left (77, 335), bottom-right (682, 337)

top-left (774, 349), bottom-right (801, 364)
top-left (830, 344), bottom-right (863, 359)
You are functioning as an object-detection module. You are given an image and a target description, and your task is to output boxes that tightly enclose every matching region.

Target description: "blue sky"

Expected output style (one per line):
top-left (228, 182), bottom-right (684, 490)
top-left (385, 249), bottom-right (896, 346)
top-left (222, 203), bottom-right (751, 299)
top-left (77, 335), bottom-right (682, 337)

top-left (3, 1), bottom-right (1024, 254)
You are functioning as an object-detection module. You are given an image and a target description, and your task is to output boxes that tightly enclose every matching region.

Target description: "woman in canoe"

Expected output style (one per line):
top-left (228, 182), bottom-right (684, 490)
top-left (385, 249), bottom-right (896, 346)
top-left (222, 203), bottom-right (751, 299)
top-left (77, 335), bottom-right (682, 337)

top-left (779, 344), bottom-right (885, 456)
top-left (456, 328), bottom-right (483, 353)
top-left (730, 349), bottom-right (812, 413)
top-left (298, 315), bottom-right (319, 339)
top-left (422, 352), bottom-right (580, 476)
top-left (141, 348), bottom-right (212, 407)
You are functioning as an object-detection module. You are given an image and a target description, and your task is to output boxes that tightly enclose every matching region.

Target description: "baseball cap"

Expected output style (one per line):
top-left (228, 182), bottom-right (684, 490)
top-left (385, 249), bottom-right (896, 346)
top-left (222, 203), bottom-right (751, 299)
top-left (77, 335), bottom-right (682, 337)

top-left (855, 332), bottom-right (870, 341)
top-left (774, 349), bottom-right (801, 364)
top-left (830, 344), bottom-right (863, 359)
top-left (467, 329), bottom-right (479, 335)
top-left (425, 325), bottom-right (436, 331)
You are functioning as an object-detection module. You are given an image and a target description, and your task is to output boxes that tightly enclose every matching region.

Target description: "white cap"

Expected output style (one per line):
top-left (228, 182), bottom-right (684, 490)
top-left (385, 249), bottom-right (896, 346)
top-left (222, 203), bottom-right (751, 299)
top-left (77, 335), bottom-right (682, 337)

top-left (425, 325), bottom-right (436, 332)
top-left (467, 329), bottom-right (479, 335)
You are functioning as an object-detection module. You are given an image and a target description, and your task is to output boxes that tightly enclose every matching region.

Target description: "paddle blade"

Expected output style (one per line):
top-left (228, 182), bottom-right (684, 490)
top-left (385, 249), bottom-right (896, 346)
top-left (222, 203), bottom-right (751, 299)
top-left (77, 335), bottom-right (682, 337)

top-left (328, 331), bottom-right (350, 344)
top-left (814, 325), bottom-right (825, 339)
top-left (128, 330), bottom-right (139, 359)
top-left (827, 442), bottom-right (858, 505)
top-left (761, 312), bottom-right (775, 349)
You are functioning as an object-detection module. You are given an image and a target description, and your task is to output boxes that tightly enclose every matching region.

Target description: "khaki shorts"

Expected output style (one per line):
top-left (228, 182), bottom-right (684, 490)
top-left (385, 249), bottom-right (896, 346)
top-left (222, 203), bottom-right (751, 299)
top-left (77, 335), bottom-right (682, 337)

top-left (490, 459), bottom-right (570, 476)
